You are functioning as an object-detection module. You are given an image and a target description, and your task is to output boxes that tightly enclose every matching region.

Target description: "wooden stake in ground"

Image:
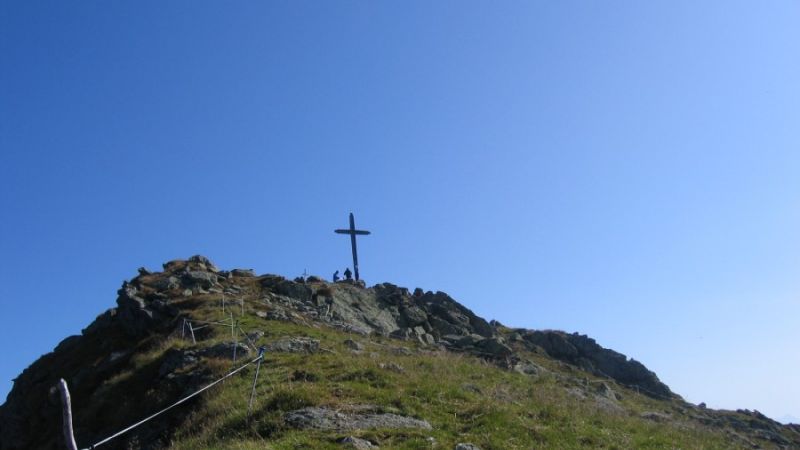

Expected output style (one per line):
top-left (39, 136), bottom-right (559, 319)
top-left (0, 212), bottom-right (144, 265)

top-left (233, 321), bottom-right (238, 362)
top-left (58, 379), bottom-right (78, 450)
top-left (247, 348), bottom-right (266, 419)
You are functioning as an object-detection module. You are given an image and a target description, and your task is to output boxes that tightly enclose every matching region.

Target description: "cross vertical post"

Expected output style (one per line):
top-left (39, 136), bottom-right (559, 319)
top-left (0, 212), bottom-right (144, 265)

top-left (334, 212), bottom-right (371, 281)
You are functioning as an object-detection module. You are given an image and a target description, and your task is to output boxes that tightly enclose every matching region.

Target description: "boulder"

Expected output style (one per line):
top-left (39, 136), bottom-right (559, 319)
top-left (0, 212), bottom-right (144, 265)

top-left (264, 278), bottom-right (312, 303)
top-left (183, 271), bottom-right (218, 289)
top-left (266, 337), bottom-right (320, 354)
top-left (339, 436), bottom-right (378, 449)
top-left (399, 306), bottom-right (428, 327)
top-left (116, 284), bottom-right (171, 337)
top-left (285, 407), bottom-right (432, 431)
top-left (513, 360), bottom-right (545, 376)
top-left (592, 382), bottom-right (619, 401)
top-left (188, 255), bottom-right (219, 272)
top-left (475, 337), bottom-right (512, 357)
top-left (374, 283), bottom-right (411, 306)
top-left (231, 268), bottom-right (256, 277)
top-left (428, 316), bottom-right (461, 336)
top-left (389, 328), bottom-right (413, 340)
top-left (344, 339), bottom-right (364, 351)
top-left (153, 276), bottom-right (180, 291)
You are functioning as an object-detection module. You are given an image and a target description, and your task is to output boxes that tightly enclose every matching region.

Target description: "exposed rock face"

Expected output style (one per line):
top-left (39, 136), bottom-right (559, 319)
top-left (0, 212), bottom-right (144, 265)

top-left (521, 331), bottom-right (672, 399)
top-left (116, 284), bottom-right (176, 337)
top-left (441, 334), bottom-right (513, 357)
top-left (256, 280), bottom-right (496, 349)
top-left (247, 274), bottom-right (673, 401)
top-left (183, 271), bottom-right (219, 289)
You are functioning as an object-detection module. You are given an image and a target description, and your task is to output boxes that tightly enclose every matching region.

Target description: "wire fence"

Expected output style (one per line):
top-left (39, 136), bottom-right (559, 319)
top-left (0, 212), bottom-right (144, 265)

top-left (63, 286), bottom-right (672, 448)
top-left (81, 351), bottom-right (264, 450)
top-left (62, 293), bottom-right (269, 450)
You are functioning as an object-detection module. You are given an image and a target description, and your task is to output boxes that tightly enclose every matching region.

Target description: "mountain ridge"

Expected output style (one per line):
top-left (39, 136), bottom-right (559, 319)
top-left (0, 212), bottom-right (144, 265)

top-left (1, 255), bottom-right (797, 449)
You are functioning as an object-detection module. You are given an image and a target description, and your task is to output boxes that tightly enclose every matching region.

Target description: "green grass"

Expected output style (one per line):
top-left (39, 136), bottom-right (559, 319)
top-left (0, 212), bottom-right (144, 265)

top-left (154, 293), bottom-right (743, 449)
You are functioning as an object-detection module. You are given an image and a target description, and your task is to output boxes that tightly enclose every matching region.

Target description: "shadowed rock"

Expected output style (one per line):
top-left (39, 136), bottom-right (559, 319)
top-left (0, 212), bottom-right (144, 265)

top-left (522, 330), bottom-right (672, 399)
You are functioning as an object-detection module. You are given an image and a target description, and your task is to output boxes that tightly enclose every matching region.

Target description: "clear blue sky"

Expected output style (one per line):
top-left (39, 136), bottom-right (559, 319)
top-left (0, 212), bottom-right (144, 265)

top-left (1, 1), bottom-right (798, 423)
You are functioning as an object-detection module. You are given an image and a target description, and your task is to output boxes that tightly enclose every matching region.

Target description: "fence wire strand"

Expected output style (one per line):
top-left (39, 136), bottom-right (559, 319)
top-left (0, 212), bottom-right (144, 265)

top-left (83, 354), bottom-right (263, 450)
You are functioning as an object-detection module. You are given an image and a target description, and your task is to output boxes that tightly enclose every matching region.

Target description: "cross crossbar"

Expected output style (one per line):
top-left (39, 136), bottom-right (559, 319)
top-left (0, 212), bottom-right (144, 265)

top-left (335, 229), bottom-right (370, 235)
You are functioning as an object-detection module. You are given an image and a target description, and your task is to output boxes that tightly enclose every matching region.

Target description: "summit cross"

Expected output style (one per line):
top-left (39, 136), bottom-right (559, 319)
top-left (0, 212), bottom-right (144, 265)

top-left (334, 212), bottom-right (371, 281)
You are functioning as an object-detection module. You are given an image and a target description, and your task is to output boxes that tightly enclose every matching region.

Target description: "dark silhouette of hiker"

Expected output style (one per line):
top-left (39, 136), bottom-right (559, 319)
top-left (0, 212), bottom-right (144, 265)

top-left (333, 270), bottom-right (340, 282)
top-left (344, 267), bottom-right (352, 281)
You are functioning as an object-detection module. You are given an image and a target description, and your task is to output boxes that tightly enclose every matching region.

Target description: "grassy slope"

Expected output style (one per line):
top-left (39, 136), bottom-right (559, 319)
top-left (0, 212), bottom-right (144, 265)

top-left (101, 288), bottom-right (743, 450)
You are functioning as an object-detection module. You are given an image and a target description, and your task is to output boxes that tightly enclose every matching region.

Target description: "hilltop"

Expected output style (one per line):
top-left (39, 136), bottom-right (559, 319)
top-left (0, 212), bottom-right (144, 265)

top-left (1, 256), bottom-right (798, 449)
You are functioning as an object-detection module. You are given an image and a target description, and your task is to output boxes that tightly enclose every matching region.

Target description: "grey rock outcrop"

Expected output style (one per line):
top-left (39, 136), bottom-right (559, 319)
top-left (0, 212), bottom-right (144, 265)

top-left (339, 436), bottom-right (378, 449)
top-left (262, 276), bottom-right (313, 303)
top-left (454, 444), bottom-right (482, 450)
top-left (116, 284), bottom-right (175, 337)
top-left (513, 360), bottom-right (546, 377)
top-left (188, 254), bottom-right (219, 272)
top-left (266, 337), bottom-right (320, 353)
top-left (183, 271), bottom-right (219, 289)
top-left (231, 268), bottom-right (256, 277)
top-left (152, 276), bottom-right (180, 291)
top-left (521, 330), bottom-right (672, 399)
top-left (284, 407), bottom-right (432, 431)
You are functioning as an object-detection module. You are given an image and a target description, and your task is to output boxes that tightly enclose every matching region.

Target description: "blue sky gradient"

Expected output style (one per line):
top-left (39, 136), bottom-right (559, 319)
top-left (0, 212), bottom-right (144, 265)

top-left (1, 1), bottom-right (799, 422)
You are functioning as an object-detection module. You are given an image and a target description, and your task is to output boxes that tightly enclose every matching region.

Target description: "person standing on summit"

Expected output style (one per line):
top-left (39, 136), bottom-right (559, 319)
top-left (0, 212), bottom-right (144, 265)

top-left (333, 270), bottom-right (340, 282)
top-left (343, 267), bottom-right (352, 281)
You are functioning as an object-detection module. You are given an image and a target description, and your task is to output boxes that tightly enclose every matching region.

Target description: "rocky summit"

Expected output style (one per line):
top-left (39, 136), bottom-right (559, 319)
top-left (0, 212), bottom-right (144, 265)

top-left (1, 256), bottom-right (798, 449)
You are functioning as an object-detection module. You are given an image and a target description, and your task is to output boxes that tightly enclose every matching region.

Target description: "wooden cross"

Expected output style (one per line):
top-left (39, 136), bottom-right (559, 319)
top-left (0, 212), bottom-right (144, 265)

top-left (334, 212), bottom-right (371, 281)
